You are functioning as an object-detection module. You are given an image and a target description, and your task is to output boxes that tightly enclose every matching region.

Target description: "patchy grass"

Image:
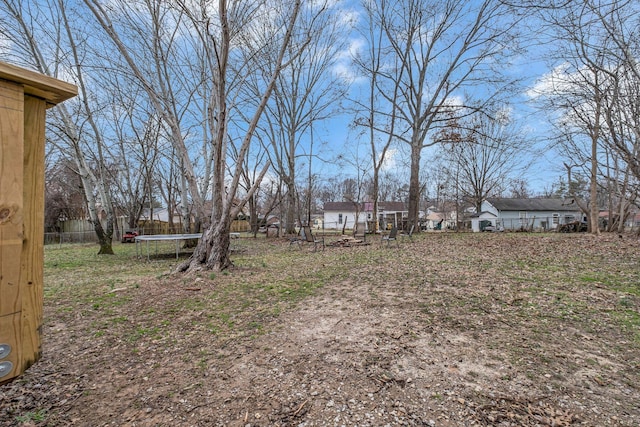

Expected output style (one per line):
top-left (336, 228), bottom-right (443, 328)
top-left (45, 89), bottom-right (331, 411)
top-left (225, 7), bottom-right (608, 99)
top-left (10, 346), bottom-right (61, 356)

top-left (42, 234), bottom-right (640, 359)
top-left (2, 233), bottom-right (639, 426)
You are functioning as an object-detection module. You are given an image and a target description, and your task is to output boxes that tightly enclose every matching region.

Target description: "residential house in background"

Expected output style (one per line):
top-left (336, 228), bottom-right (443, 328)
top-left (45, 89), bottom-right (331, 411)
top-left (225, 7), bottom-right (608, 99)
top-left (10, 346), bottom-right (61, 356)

top-left (424, 211), bottom-right (453, 230)
top-left (323, 202), bottom-right (363, 230)
top-left (323, 201), bottom-right (408, 231)
top-left (472, 198), bottom-right (584, 232)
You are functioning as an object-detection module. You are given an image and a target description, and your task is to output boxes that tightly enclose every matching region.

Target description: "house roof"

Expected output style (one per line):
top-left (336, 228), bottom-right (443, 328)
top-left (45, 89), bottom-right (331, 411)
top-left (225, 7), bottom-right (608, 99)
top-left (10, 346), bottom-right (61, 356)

top-left (378, 201), bottom-right (406, 212)
top-left (426, 212), bottom-right (446, 221)
top-left (323, 201), bottom-right (361, 211)
top-left (487, 198), bottom-right (580, 212)
top-left (323, 201), bottom-right (407, 212)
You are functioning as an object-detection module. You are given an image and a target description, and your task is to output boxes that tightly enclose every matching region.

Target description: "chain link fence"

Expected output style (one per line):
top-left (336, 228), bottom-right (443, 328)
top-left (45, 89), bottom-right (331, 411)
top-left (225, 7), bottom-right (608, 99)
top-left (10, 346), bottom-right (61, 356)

top-left (44, 231), bottom-right (98, 245)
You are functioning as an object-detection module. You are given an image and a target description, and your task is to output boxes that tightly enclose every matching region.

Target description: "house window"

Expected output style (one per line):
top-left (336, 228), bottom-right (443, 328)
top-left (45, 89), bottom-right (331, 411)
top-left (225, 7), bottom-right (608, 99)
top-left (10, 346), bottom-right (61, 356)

top-left (338, 213), bottom-right (343, 224)
top-left (552, 213), bottom-right (559, 225)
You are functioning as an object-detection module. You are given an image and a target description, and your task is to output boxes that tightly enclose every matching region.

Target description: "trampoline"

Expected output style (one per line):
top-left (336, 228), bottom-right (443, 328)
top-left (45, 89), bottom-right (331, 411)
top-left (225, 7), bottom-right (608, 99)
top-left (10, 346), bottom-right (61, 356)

top-left (135, 233), bottom-right (240, 259)
top-left (135, 233), bottom-right (203, 260)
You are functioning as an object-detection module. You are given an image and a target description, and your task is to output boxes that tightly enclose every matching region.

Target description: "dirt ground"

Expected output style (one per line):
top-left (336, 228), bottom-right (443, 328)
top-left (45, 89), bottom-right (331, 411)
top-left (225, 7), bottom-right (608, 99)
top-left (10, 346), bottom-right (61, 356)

top-left (1, 233), bottom-right (639, 426)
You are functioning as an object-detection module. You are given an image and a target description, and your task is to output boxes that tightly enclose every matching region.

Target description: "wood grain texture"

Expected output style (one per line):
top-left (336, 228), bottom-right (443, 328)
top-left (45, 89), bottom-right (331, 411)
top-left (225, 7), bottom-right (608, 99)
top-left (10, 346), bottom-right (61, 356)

top-left (0, 61), bottom-right (77, 105)
top-left (20, 95), bottom-right (46, 370)
top-left (0, 81), bottom-right (24, 382)
top-left (0, 63), bottom-right (75, 384)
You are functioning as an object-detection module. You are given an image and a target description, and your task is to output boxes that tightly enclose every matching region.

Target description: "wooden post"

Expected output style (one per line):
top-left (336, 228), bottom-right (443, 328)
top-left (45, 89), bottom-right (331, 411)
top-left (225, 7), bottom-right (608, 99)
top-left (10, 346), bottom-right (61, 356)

top-left (0, 62), bottom-right (76, 384)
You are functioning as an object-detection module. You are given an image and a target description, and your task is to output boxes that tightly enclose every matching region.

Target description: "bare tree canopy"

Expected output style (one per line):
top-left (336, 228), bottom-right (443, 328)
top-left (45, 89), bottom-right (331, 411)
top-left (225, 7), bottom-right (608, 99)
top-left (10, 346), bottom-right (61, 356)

top-left (357, 0), bottom-right (524, 230)
top-left (435, 110), bottom-right (529, 213)
top-left (3, 0), bottom-right (640, 265)
top-left (527, 0), bottom-right (640, 233)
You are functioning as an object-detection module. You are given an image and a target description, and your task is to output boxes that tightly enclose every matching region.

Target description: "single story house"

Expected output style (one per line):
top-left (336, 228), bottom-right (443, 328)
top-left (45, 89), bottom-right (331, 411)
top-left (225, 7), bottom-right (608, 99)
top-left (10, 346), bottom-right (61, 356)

top-left (473, 198), bottom-right (584, 232)
top-left (323, 202), bottom-right (366, 230)
top-left (323, 201), bottom-right (407, 230)
top-left (423, 211), bottom-right (454, 230)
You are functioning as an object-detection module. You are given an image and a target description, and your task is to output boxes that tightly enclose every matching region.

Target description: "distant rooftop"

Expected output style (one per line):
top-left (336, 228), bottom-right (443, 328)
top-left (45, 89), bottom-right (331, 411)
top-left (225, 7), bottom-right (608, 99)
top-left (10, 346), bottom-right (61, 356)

top-left (323, 201), bottom-right (406, 212)
top-left (487, 198), bottom-right (580, 212)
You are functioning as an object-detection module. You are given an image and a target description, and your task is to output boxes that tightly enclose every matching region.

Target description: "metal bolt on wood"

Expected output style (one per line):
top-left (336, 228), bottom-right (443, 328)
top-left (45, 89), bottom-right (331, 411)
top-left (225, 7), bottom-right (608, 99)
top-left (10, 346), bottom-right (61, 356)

top-left (0, 344), bottom-right (10, 359)
top-left (0, 361), bottom-right (13, 378)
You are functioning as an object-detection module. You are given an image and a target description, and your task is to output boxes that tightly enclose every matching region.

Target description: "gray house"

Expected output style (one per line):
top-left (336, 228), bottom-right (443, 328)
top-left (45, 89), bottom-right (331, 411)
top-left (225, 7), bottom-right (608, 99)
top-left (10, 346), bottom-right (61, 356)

top-left (472, 198), bottom-right (584, 232)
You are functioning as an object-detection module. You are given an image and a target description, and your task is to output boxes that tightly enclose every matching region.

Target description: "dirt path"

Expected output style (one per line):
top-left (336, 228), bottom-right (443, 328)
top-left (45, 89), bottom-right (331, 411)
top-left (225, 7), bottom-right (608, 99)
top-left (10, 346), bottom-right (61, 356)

top-left (2, 235), bottom-right (639, 426)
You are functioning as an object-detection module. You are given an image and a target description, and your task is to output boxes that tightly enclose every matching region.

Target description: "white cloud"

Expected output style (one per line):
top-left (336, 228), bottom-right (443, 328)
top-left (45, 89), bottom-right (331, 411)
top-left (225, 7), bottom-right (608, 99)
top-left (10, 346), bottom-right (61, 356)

top-left (380, 148), bottom-right (397, 171)
top-left (525, 63), bottom-right (573, 99)
top-left (495, 105), bottom-right (513, 124)
top-left (337, 8), bottom-right (361, 28)
top-left (441, 95), bottom-right (465, 108)
top-left (337, 37), bottom-right (365, 61)
top-left (333, 38), bottom-right (367, 84)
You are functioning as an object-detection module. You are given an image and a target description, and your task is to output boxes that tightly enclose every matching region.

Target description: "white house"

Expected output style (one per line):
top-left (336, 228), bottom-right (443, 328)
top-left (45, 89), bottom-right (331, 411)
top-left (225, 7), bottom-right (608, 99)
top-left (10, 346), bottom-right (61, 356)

top-left (323, 202), bottom-right (366, 230)
top-left (323, 201), bottom-right (407, 230)
top-left (472, 198), bottom-right (584, 232)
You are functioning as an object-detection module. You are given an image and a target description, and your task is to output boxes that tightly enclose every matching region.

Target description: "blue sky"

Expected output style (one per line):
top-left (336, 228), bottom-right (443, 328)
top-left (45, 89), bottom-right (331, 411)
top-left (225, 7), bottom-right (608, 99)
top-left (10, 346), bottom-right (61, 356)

top-left (0, 0), bottom-right (567, 197)
top-left (303, 0), bottom-right (565, 196)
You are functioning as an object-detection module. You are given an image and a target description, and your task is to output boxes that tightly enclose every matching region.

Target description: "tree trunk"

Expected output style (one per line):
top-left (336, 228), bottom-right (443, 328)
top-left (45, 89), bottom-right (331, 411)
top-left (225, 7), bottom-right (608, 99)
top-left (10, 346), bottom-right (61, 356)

top-left (407, 142), bottom-right (422, 230)
top-left (180, 161), bottom-right (191, 234)
top-left (248, 196), bottom-right (258, 236)
top-left (285, 178), bottom-right (296, 234)
top-left (372, 169), bottom-right (379, 233)
top-left (177, 0), bottom-right (301, 273)
top-left (476, 200), bottom-right (483, 215)
top-left (179, 216), bottom-right (232, 272)
top-left (94, 218), bottom-right (114, 255)
top-left (589, 91), bottom-right (601, 235)
top-left (128, 213), bottom-right (137, 230)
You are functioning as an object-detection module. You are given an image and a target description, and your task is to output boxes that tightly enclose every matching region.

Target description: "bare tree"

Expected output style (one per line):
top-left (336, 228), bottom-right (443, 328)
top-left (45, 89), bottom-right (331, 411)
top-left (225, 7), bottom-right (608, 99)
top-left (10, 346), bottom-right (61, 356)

top-left (44, 159), bottom-right (86, 231)
top-left (336, 143), bottom-right (371, 231)
top-left (351, 0), bottom-right (402, 233)
top-left (507, 178), bottom-right (532, 199)
top-left (106, 84), bottom-right (162, 231)
top-left (155, 145), bottom-right (182, 234)
top-left (176, 0), bottom-right (302, 271)
top-left (82, 0), bottom-right (303, 270)
top-left (1, 0), bottom-right (118, 253)
top-left (530, 1), bottom-right (640, 233)
top-left (363, 0), bottom-right (522, 231)
top-left (255, 1), bottom-right (348, 234)
top-left (230, 132), bottom-right (271, 236)
top-left (83, 0), bottom-right (210, 233)
top-left (436, 111), bottom-right (529, 213)
top-left (595, 4), bottom-right (640, 219)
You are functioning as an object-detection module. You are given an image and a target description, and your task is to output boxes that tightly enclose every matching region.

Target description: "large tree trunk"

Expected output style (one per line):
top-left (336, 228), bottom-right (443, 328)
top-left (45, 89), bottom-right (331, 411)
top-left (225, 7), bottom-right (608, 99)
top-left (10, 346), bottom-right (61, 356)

top-left (371, 169), bottom-right (379, 233)
top-left (181, 220), bottom-right (232, 271)
top-left (284, 175), bottom-right (297, 234)
top-left (94, 217), bottom-right (114, 255)
top-left (180, 162), bottom-right (191, 234)
top-left (178, 0), bottom-right (301, 272)
top-left (407, 142), bottom-right (422, 231)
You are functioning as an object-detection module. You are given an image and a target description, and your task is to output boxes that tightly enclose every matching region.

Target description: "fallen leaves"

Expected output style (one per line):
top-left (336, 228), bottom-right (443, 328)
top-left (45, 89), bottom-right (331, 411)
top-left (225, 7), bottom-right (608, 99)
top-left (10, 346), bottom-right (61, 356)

top-left (474, 396), bottom-right (581, 426)
top-left (2, 233), bottom-right (639, 426)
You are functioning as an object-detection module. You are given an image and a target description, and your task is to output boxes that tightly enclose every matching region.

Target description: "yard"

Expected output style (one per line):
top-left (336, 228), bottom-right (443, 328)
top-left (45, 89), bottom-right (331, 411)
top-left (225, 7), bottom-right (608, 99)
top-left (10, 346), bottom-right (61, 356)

top-left (1, 232), bottom-right (639, 426)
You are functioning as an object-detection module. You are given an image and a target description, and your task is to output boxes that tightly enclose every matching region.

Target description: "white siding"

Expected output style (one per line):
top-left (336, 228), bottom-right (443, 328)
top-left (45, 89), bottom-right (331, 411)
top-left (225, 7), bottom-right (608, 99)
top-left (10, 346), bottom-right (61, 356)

top-left (481, 200), bottom-right (582, 231)
top-left (323, 211), bottom-right (368, 229)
